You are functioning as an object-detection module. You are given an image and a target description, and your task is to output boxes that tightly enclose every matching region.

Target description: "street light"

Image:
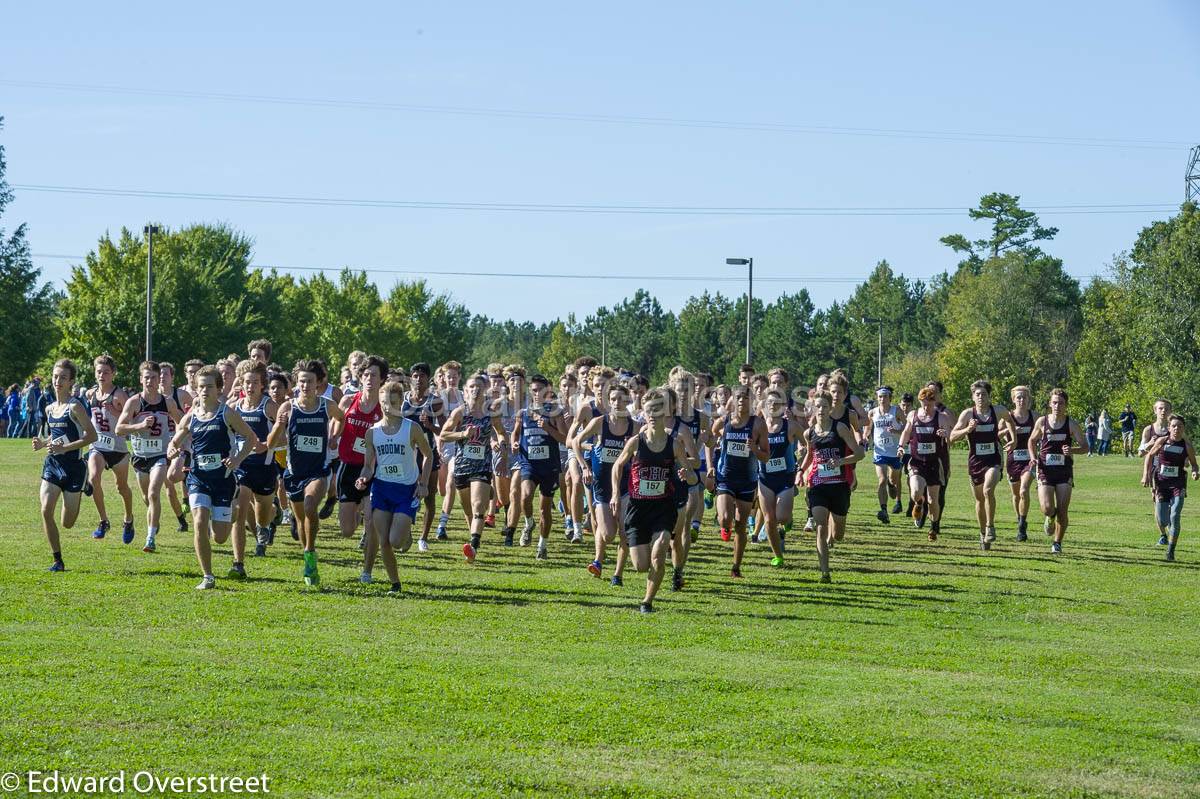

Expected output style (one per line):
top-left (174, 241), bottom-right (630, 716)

top-left (860, 316), bottom-right (884, 388)
top-left (143, 224), bottom-right (160, 361)
top-left (726, 257), bottom-right (753, 364)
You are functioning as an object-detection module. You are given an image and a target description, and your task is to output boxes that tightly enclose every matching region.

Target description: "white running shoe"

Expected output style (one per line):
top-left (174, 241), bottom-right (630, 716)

top-left (520, 529), bottom-right (533, 547)
top-left (756, 527), bottom-right (768, 544)
top-left (536, 540), bottom-right (548, 560)
top-left (571, 531), bottom-right (583, 544)
top-left (804, 517), bottom-right (815, 532)
top-left (358, 571), bottom-right (373, 584)
top-left (417, 538), bottom-right (429, 553)
top-left (196, 575), bottom-right (216, 591)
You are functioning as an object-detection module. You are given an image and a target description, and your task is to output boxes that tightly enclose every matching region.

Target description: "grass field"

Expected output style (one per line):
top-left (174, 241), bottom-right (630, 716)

top-left (1, 440), bottom-right (1197, 798)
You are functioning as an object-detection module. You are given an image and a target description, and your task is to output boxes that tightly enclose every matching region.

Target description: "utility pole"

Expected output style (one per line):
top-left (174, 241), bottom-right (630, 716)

top-left (1187, 146), bottom-right (1200, 204)
top-left (143, 224), bottom-right (160, 361)
top-left (861, 316), bottom-right (884, 387)
top-left (726, 257), bottom-right (753, 364)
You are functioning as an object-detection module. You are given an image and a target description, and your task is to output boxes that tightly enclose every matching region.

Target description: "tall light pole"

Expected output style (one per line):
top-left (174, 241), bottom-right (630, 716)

top-left (726, 257), bottom-right (753, 364)
top-left (861, 316), bottom-right (884, 388)
top-left (143, 224), bottom-right (160, 361)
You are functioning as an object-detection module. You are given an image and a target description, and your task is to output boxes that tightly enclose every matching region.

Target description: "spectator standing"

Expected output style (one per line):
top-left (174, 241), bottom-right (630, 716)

top-left (1118, 404), bottom-right (1138, 457)
top-left (1097, 410), bottom-right (1113, 456)
top-left (1085, 413), bottom-right (1098, 456)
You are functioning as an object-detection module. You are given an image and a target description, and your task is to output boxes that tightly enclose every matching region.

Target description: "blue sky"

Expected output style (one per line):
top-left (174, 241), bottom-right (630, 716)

top-left (3, 1), bottom-right (1198, 322)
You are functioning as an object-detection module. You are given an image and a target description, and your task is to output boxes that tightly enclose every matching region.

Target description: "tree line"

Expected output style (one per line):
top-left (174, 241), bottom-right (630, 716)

top-left (1, 117), bottom-right (1196, 424)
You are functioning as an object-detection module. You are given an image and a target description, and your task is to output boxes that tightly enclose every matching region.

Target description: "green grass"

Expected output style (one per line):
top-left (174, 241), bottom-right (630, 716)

top-left (1, 440), bottom-right (1197, 798)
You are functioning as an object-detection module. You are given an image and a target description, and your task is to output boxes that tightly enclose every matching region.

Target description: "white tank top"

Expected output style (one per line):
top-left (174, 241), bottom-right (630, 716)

top-left (372, 418), bottom-right (418, 484)
top-left (872, 408), bottom-right (901, 459)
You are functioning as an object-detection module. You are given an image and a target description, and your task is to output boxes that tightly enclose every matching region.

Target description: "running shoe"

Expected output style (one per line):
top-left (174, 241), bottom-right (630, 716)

top-left (143, 535), bottom-right (157, 554)
top-left (177, 513), bottom-right (189, 533)
top-left (610, 574), bottom-right (623, 587)
top-left (671, 568), bottom-right (685, 591)
top-left (302, 551), bottom-right (318, 586)
top-left (49, 561), bottom-right (65, 572)
top-left (876, 509), bottom-right (890, 524)
top-left (483, 513), bottom-right (496, 528)
top-left (928, 529), bottom-right (937, 542)
top-left (358, 531), bottom-right (368, 551)
top-left (564, 518), bottom-right (575, 541)
top-left (917, 504), bottom-right (928, 529)
top-left (588, 559), bottom-right (603, 577)
top-left (1051, 541), bottom-right (1062, 554)
top-left (557, 499), bottom-right (565, 515)
top-left (819, 571), bottom-right (831, 584)
top-left (719, 527), bottom-right (731, 542)
top-left (417, 538), bottom-right (429, 553)
top-left (756, 526), bottom-right (768, 544)
top-left (1044, 517), bottom-right (1053, 537)
top-left (804, 517), bottom-right (815, 533)
top-left (435, 524), bottom-right (448, 541)
top-left (704, 492), bottom-right (714, 510)
top-left (980, 534), bottom-right (990, 551)
top-left (770, 556), bottom-right (784, 568)
top-left (196, 575), bottom-right (216, 590)
top-left (520, 527), bottom-right (533, 548)
top-left (748, 516), bottom-right (756, 532)
top-left (503, 527), bottom-right (515, 547)
top-left (891, 500), bottom-right (902, 514)
top-left (985, 526), bottom-right (996, 544)
top-left (571, 531), bottom-right (583, 544)
top-left (254, 543), bottom-right (267, 557)
top-left (730, 566), bottom-right (743, 579)
top-left (1158, 534), bottom-right (1169, 546)
top-left (387, 582), bottom-right (402, 595)
top-left (92, 520), bottom-right (110, 539)
top-left (122, 520), bottom-right (135, 544)
top-left (1165, 547), bottom-right (1176, 562)
top-left (318, 497), bottom-right (337, 520)
top-left (1017, 518), bottom-right (1028, 541)
top-left (267, 522), bottom-right (277, 546)
top-left (536, 541), bottom-right (548, 560)
top-left (228, 563), bottom-right (247, 580)
top-left (639, 602), bottom-right (655, 614)
top-left (359, 571), bottom-right (373, 584)
top-left (462, 542), bottom-right (476, 563)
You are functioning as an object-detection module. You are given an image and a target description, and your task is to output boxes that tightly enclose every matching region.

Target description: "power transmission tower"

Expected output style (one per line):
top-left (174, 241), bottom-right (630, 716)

top-left (1188, 146), bottom-right (1200, 204)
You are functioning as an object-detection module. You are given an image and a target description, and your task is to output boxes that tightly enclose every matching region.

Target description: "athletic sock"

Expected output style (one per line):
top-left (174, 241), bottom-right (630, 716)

top-left (438, 512), bottom-right (448, 525)
top-left (470, 533), bottom-right (481, 550)
top-left (53, 551), bottom-right (63, 564)
top-left (391, 582), bottom-right (402, 592)
top-left (149, 526), bottom-right (159, 538)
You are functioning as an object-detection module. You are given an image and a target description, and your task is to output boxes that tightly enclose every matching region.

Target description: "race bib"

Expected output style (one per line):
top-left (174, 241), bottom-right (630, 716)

top-left (1044, 453), bottom-right (1065, 466)
top-left (766, 457), bottom-right (787, 473)
top-left (95, 433), bottom-right (116, 451)
top-left (132, 436), bottom-right (164, 456)
top-left (527, 444), bottom-right (549, 460)
top-left (1160, 465), bottom-right (1180, 478)
top-left (727, 440), bottom-right (749, 457)
top-left (295, 435), bottom-right (323, 454)
top-left (463, 443), bottom-right (485, 460)
top-left (380, 463), bottom-right (404, 480)
top-left (638, 479), bottom-right (665, 497)
top-left (51, 436), bottom-right (68, 448)
top-left (600, 446), bottom-right (622, 463)
top-left (916, 441), bottom-right (936, 455)
top-left (975, 442), bottom-right (996, 456)
top-left (195, 452), bottom-right (222, 471)
top-left (817, 462), bottom-right (841, 479)
top-left (352, 436), bottom-right (367, 455)
top-left (877, 435), bottom-right (893, 450)
top-left (1012, 448), bottom-right (1031, 462)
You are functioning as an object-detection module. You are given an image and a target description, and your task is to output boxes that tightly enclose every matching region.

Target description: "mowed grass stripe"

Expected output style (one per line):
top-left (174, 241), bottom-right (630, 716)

top-left (1, 441), bottom-right (1197, 797)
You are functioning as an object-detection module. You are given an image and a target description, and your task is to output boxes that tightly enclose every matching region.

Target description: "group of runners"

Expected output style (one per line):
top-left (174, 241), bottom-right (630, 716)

top-left (32, 345), bottom-right (1195, 613)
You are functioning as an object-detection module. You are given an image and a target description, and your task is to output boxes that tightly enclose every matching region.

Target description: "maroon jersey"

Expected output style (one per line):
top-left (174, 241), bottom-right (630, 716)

top-left (1006, 410), bottom-right (1037, 481)
top-left (627, 432), bottom-right (676, 501)
top-left (807, 422), bottom-right (850, 486)
top-left (1037, 415), bottom-right (1074, 485)
top-left (1153, 437), bottom-right (1189, 499)
top-left (910, 409), bottom-right (946, 465)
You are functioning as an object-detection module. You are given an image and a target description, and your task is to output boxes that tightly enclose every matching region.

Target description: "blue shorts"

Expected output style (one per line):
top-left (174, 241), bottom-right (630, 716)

top-left (520, 469), bottom-right (560, 498)
top-left (591, 477), bottom-right (628, 506)
top-left (186, 471), bottom-right (238, 520)
top-left (283, 468), bottom-right (330, 502)
top-left (873, 455), bottom-right (903, 470)
top-left (236, 462), bottom-right (279, 496)
top-left (716, 479), bottom-right (756, 503)
top-left (43, 456), bottom-right (87, 493)
top-left (758, 474), bottom-right (796, 496)
top-left (371, 479), bottom-right (419, 518)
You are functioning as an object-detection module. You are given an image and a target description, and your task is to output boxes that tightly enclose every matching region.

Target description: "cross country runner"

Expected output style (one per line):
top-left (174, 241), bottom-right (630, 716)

top-left (402, 362), bottom-right (445, 551)
top-left (511, 373), bottom-right (569, 560)
top-left (610, 387), bottom-right (698, 613)
top-left (865, 385), bottom-right (905, 524)
top-left (266, 359), bottom-right (346, 586)
top-left (1004, 385), bottom-right (1039, 541)
top-left (441, 373), bottom-right (509, 563)
top-left (758, 386), bottom-right (803, 567)
top-left (898, 386), bottom-right (952, 541)
top-left (161, 360), bottom-right (195, 533)
top-left (332, 354), bottom-right (384, 575)
top-left (1026, 388), bottom-right (1088, 554)
top-left (1139, 399), bottom-right (1173, 545)
top-left (575, 382), bottom-right (634, 583)
top-left (231, 360), bottom-right (278, 566)
top-left (1141, 414), bottom-right (1199, 562)
top-left (356, 379), bottom-right (434, 594)
top-left (86, 354), bottom-right (135, 544)
top-left (798, 388), bottom-right (865, 583)
top-left (168, 365), bottom-right (259, 589)
top-left (116, 360), bottom-right (184, 554)
top-left (34, 359), bottom-right (98, 572)
top-left (711, 386), bottom-right (769, 578)
top-left (949, 380), bottom-right (1017, 550)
